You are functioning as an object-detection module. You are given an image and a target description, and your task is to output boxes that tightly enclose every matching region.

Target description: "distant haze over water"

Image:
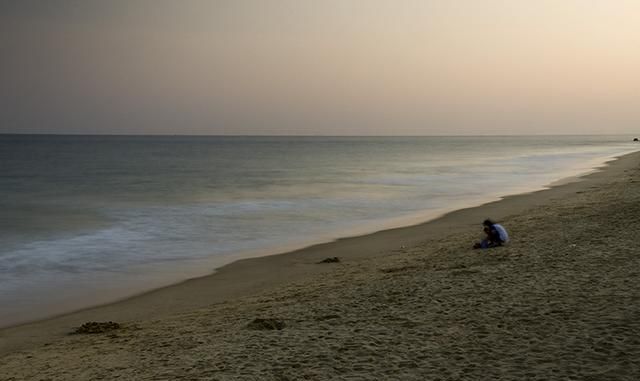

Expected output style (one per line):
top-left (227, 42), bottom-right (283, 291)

top-left (0, 135), bottom-right (637, 326)
top-left (3, 1), bottom-right (640, 135)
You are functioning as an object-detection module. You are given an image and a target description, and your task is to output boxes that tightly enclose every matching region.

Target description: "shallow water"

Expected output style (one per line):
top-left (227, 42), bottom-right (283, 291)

top-left (0, 135), bottom-right (637, 326)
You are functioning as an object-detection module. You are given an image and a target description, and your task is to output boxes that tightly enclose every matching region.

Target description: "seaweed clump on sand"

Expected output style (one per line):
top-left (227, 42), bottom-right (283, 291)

top-left (318, 257), bottom-right (340, 264)
top-left (247, 318), bottom-right (286, 330)
top-left (72, 321), bottom-right (121, 334)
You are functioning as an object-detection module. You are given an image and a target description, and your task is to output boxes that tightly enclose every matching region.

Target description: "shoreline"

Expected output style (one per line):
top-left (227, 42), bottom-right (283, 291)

top-left (1, 149), bottom-right (639, 357)
top-left (2, 148), bottom-right (632, 329)
top-left (1, 140), bottom-right (636, 329)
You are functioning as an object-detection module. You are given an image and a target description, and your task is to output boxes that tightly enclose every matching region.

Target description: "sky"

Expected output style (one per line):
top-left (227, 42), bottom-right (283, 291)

top-left (1, 0), bottom-right (639, 135)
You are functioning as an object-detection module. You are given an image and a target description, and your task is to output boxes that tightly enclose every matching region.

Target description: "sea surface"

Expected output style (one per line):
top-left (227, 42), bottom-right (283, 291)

top-left (0, 135), bottom-right (638, 326)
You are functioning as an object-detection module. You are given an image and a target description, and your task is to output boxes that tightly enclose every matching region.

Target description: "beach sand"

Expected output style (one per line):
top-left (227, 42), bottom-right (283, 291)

top-left (1, 151), bottom-right (639, 380)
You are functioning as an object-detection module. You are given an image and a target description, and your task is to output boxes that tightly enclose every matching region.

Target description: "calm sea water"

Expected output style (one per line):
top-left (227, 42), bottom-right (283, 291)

top-left (0, 135), bottom-right (637, 326)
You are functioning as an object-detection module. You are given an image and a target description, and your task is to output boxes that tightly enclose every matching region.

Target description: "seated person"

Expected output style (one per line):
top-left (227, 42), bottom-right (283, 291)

top-left (473, 219), bottom-right (509, 249)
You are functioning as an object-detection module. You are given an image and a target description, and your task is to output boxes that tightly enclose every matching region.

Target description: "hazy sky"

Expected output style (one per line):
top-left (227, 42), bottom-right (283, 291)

top-left (2, 0), bottom-right (639, 135)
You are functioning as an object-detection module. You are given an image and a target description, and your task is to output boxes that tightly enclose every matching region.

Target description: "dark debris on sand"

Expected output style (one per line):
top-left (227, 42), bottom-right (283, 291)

top-left (72, 321), bottom-right (121, 335)
top-left (317, 257), bottom-right (340, 264)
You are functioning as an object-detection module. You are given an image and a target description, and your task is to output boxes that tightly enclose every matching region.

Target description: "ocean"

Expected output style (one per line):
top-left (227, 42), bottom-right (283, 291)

top-left (0, 135), bottom-right (637, 326)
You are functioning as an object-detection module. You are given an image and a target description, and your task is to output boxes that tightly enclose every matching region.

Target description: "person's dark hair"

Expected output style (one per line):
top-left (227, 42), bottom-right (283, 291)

top-left (482, 219), bottom-right (495, 227)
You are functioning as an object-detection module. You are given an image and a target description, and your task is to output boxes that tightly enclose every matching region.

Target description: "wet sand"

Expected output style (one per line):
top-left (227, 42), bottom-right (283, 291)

top-left (1, 151), bottom-right (639, 380)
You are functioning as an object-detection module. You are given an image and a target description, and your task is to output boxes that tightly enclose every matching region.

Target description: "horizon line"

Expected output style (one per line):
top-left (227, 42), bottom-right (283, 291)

top-left (1, 133), bottom-right (637, 138)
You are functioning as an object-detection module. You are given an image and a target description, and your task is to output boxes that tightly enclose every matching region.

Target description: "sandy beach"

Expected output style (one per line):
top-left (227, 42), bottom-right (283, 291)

top-left (1, 151), bottom-right (639, 380)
